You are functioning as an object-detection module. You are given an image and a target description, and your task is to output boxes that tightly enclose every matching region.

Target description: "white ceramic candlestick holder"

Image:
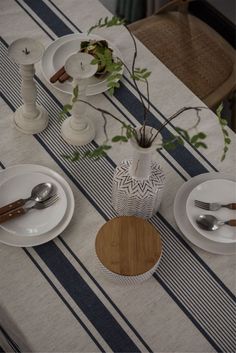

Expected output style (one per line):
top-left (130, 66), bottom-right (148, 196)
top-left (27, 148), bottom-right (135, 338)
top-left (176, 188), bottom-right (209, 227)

top-left (61, 53), bottom-right (98, 146)
top-left (8, 38), bottom-right (48, 134)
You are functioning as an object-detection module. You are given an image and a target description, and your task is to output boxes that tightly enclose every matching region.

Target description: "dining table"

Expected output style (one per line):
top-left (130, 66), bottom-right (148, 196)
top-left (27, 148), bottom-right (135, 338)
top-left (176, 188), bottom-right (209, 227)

top-left (0, 0), bottom-right (235, 352)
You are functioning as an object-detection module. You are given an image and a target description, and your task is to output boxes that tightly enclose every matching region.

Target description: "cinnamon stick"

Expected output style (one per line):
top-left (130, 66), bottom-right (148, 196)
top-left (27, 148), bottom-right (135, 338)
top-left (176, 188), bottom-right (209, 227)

top-left (58, 72), bottom-right (70, 83)
top-left (50, 66), bottom-right (66, 83)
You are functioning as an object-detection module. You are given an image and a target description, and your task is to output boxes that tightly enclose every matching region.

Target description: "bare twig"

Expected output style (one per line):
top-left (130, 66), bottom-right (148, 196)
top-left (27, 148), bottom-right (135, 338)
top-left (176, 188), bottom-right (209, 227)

top-left (149, 106), bottom-right (207, 145)
top-left (78, 99), bottom-right (125, 125)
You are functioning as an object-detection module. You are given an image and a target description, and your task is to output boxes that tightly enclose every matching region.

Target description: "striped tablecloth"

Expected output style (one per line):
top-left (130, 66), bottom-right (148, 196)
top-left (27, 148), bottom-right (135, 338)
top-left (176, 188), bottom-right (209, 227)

top-left (0, 1), bottom-right (235, 352)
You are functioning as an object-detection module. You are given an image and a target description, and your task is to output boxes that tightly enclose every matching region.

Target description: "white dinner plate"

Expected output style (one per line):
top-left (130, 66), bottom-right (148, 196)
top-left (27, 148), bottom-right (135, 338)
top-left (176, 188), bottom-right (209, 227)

top-left (41, 33), bottom-right (124, 95)
top-left (186, 179), bottom-right (236, 243)
top-left (0, 165), bottom-right (75, 247)
top-left (174, 172), bottom-right (236, 255)
top-left (0, 172), bottom-right (67, 237)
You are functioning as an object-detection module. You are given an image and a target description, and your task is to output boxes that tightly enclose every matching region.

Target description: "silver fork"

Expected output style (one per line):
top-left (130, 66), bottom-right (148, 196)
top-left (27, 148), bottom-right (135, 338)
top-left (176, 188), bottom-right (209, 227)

top-left (194, 200), bottom-right (236, 211)
top-left (0, 194), bottom-right (59, 224)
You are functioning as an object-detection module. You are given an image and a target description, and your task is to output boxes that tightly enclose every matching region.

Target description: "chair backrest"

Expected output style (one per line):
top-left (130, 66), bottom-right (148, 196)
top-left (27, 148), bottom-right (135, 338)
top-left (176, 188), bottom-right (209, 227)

top-left (156, 0), bottom-right (194, 15)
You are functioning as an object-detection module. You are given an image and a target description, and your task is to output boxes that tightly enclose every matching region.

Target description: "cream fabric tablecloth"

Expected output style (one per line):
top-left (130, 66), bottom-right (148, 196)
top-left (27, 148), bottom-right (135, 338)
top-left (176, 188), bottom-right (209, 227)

top-left (0, 1), bottom-right (235, 352)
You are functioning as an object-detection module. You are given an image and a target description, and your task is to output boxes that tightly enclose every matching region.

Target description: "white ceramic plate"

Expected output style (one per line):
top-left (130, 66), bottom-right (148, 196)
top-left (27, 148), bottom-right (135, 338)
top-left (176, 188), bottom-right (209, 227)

top-left (0, 172), bottom-right (67, 237)
top-left (186, 179), bottom-right (236, 243)
top-left (41, 33), bottom-right (124, 95)
top-left (0, 165), bottom-right (75, 247)
top-left (174, 172), bottom-right (236, 255)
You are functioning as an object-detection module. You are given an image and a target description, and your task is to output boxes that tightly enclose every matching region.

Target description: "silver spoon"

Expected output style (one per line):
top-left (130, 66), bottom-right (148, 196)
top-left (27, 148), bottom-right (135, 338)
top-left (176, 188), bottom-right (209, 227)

top-left (196, 214), bottom-right (236, 231)
top-left (0, 182), bottom-right (55, 215)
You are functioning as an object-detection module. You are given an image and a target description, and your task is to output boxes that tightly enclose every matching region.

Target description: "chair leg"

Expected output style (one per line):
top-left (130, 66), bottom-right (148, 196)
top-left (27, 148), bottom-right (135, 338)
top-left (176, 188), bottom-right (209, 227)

top-left (229, 91), bottom-right (236, 132)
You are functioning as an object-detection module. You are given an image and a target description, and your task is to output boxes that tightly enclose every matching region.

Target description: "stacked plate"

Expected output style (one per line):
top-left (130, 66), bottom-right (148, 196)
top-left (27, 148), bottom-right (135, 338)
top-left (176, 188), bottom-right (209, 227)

top-left (41, 33), bottom-right (124, 95)
top-left (174, 172), bottom-right (236, 255)
top-left (0, 165), bottom-right (75, 247)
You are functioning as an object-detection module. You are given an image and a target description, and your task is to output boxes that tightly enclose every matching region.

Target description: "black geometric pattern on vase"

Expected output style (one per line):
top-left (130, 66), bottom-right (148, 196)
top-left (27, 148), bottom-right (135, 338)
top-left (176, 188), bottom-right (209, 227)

top-left (112, 160), bottom-right (165, 219)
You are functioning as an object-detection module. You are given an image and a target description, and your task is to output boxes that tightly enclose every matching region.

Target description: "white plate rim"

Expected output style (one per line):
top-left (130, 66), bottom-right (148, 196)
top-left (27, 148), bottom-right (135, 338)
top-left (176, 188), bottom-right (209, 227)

top-left (0, 164), bottom-right (75, 247)
top-left (41, 33), bottom-right (124, 95)
top-left (0, 171), bottom-right (67, 237)
top-left (186, 179), bottom-right (236, 243)
top-left (174, 172), bottom-right (236, 255)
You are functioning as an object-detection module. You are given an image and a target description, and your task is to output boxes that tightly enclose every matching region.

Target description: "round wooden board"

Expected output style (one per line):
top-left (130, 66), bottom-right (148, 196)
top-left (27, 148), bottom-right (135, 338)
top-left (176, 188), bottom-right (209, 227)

top-left (95, 216), bottom-right (162, 276)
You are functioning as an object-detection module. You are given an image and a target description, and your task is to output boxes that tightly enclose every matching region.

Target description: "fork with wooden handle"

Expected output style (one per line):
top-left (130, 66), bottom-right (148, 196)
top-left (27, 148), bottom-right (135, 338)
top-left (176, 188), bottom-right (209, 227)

top-left (0, 195), bottom-right (59, 224)
top-left (194, 200), bottom-right (236, 211)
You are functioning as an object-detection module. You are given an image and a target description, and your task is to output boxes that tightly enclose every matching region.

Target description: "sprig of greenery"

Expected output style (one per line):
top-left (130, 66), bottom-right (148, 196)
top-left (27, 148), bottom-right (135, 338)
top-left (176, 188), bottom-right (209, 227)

top-left (131, 68), bottom-right (151, 81)
top-left (62, 144), bottom-right (112, 162)
top-left (88, 16), bottom-right (126, 35)
top-left (176, 127), bottom-right (207, 149)
top-left (216, 103), bottom-right (231, 161)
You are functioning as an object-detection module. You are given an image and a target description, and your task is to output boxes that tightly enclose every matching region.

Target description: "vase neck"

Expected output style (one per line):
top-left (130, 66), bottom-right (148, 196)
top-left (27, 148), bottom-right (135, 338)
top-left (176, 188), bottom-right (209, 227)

top-left (130, 146), bottom-right (153, 179)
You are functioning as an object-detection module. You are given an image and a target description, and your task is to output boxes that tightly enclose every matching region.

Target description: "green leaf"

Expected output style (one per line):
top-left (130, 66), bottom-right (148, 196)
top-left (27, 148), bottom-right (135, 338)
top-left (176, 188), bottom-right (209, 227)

top-left (164, 142), bottom-right (176, 151)
top-left (63, 104), bottom-right (72, 113)
top-left (194, 142), bottom-right (207, 149)
top-left (91, 58), bottom-right (99, 65)
top-left (225, 137), bottom-right (231, 144)
top-left (108, 87), bottom-right (114, 95)
top-left (102, 145), bottom-right (112, 150)
top-left (220, 118), bottom-right (228, 126)
top-left (73, 85), bottom-right (79, 99)
top-left (224, 146), bottom-right (228, 153)
top-left (112, 135), bottom-right (128, 142)
top-left (197, 132), bottom-right (207, 139)
top-left (216, 102), bottom-right (223, 117)
top-left (190, 135), bottom-right (199, 144)
top-left (176, 127), bottom-right (190, 141)
top-left (177, 136), bottom-right (184, 145)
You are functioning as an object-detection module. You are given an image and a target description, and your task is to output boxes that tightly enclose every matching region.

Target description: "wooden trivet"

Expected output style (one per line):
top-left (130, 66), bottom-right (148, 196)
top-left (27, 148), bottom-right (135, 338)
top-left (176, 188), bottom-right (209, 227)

top-left (95, 216), bottom-right (162, 283)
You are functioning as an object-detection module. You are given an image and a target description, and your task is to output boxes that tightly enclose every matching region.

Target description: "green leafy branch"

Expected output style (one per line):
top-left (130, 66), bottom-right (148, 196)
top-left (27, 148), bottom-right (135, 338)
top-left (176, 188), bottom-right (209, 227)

top-left (216, 103), bottom-right (231, 161)
top-left (88, 16), bottom-right (151, 125)
top-left (87, 16), bottom-right (126, 35)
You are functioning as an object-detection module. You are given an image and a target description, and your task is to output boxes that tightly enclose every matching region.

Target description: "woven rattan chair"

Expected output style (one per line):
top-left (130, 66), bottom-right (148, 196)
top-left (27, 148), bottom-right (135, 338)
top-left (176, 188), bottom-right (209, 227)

top-left (128, 0), bottom-right (236, 131)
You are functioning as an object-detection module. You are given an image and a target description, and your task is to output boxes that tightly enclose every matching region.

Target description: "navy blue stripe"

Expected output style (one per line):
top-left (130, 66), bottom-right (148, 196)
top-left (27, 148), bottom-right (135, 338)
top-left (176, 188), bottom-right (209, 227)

top-left (23, 249), bottom-right (105, 352)
top-left (22, 0), bottom-right (71, 37)
top-left (47, 0), bottom-right (82, 34)
top-left (15, 0), bottom-right (54, 40)
top-left (34, 242), bottom-right (141, 353)
top-left (58, 236), bottom-right (153, 353)
top-left (21, 0), bottom-right (213, 177)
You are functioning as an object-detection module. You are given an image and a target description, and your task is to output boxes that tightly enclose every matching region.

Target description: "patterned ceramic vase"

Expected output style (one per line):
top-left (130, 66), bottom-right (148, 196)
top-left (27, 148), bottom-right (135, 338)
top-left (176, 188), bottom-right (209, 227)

top-left (112, 127), bottom-right (165, 219)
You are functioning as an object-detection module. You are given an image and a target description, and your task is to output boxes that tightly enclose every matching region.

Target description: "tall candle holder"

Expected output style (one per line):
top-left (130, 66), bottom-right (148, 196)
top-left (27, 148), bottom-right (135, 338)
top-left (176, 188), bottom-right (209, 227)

top-left (8, 38), bottom-right (48, 134)
top-left (61, 53), bottom-right (98, 146)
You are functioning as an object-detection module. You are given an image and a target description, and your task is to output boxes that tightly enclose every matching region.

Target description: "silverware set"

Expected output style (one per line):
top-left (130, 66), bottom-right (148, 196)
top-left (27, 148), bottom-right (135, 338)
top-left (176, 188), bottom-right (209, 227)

top-left (0, 182), bottom-right (59, 224)
top-left (194, 200), bottom-right (236, 231)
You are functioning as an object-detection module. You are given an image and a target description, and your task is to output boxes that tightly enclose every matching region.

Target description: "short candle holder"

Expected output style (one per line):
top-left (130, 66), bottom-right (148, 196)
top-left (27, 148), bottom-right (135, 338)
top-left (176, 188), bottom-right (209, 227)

top-left (8, 38), bottom-right (48, 134)
top-left (61, 53), bottom-right (98, 146)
